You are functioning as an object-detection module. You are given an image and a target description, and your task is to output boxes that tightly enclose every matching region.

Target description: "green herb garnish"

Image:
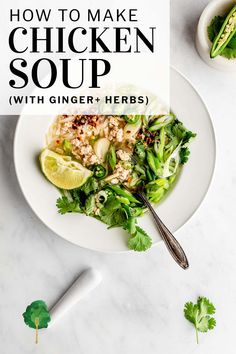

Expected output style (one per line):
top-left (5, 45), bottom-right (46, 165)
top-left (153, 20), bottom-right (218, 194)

top-left (179, 147), bottom-right (190, 164)
top-left (127, 226), bottom-right (152, 251)
top-left (184, 297), bottom-right (216, 344)
top-left (23, 300), bottom-right (51, 344)
top-left (80, 177), bottom-right (99, 195)
top-left (49, 114), bottom-right (196, 252)
top-left (56, 196), bottom-right (81, 214)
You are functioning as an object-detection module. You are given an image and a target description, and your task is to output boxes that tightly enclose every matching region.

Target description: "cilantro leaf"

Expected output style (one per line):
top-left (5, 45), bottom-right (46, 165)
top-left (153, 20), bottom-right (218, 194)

top-left (80, 177), bottom-right (98, 195)
top-left (184, 297), bottom-right (216, 344)
top-left (208, 317), bottom-right (217, 330)
top-left (99, 196), bottom-right (120, 225)
top-left (182, 131), bottom-right (197, 146)
top-left (207, 16), bottom-right (224, 41)
top-left (197, 296), bottom-right (216, 316)
top-left (103, 196), bottom-right (121, 211)
top-left (23, 300), bottom-right (51, 344)
top-left (111, 209), bottom-right (128, 226)
top-left (220, 46), bottom-right (236, 59)
top-left (128, 226), bottom-right (152, 252)
top-left (99, 197), bottom-right (151, 250)
top-left (171, 122), bottom-right (196, 145)
top-left (172, 122), bottom-right (187, 140)
top-left (100, 196), bottom-right (128, 226)
top-left (70, 188), bottom-right (83, 203)
top-left (56, 196), bottom-right (81, 214)
top-left (180, 147), bottom-right (190, 164)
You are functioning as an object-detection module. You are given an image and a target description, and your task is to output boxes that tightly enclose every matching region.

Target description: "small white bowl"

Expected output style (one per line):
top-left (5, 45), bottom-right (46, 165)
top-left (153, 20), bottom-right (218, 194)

top-left (196, 0), bottom-right (236, 71)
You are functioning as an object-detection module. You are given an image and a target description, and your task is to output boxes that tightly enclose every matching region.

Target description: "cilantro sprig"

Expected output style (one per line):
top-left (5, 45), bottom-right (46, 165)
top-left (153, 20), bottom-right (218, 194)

top-left (56, 196), bottom-right (81, 214)
top-left (23, 300), bottom-right (51, 344)
top-left (127, 226), bottom-right (152, 251)
top-left (184, 297), bottom-right (216, 344)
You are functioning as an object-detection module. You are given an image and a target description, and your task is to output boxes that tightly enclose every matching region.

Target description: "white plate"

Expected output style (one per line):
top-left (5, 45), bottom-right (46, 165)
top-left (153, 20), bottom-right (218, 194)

top-left (14, 68), bottom-right (216, 253)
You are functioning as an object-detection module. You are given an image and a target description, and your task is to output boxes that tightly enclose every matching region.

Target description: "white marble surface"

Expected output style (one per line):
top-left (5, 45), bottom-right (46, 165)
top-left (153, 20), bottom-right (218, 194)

top-left (1, 0), bottom-right (236, 353)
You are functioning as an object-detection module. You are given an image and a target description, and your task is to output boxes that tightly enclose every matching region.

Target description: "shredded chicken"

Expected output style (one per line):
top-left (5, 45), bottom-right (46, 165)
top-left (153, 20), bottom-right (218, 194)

top-left (47, 115), bottom-right (138, 169)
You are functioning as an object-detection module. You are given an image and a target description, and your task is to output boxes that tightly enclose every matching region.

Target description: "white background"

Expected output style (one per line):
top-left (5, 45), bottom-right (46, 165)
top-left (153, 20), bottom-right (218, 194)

top-left (0, 0), bottom-right (236, 353)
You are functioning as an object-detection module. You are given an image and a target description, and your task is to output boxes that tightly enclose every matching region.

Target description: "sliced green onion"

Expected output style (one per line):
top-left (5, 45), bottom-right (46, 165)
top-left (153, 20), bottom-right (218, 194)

top-left (149, 114), bottom-right (174, 131)
top-left (160, 142), bottom-right (182, 178)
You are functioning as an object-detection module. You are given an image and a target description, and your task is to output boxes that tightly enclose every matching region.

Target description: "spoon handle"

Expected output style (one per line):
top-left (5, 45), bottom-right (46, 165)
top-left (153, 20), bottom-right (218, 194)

top-left (137, 191), bottom-right (189, 270)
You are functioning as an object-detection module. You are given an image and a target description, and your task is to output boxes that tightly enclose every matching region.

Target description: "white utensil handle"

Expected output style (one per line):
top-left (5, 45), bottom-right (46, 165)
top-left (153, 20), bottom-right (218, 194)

top-left (49, 268), bottom-right (102, 326)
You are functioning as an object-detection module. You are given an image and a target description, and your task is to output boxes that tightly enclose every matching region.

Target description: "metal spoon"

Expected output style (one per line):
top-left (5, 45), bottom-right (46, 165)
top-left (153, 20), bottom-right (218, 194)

top-left (133, 188), bottom-right (189, 270)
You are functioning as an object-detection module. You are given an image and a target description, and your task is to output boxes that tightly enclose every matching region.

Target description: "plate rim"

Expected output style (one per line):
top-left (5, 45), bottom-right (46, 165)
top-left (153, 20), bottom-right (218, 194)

top-left (13, 66), bottom-right (216, 254)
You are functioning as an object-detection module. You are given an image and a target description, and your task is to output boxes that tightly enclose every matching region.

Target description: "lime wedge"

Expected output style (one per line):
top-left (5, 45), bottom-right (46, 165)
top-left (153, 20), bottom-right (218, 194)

top-left (40, 149), bottom-right (92, 190)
